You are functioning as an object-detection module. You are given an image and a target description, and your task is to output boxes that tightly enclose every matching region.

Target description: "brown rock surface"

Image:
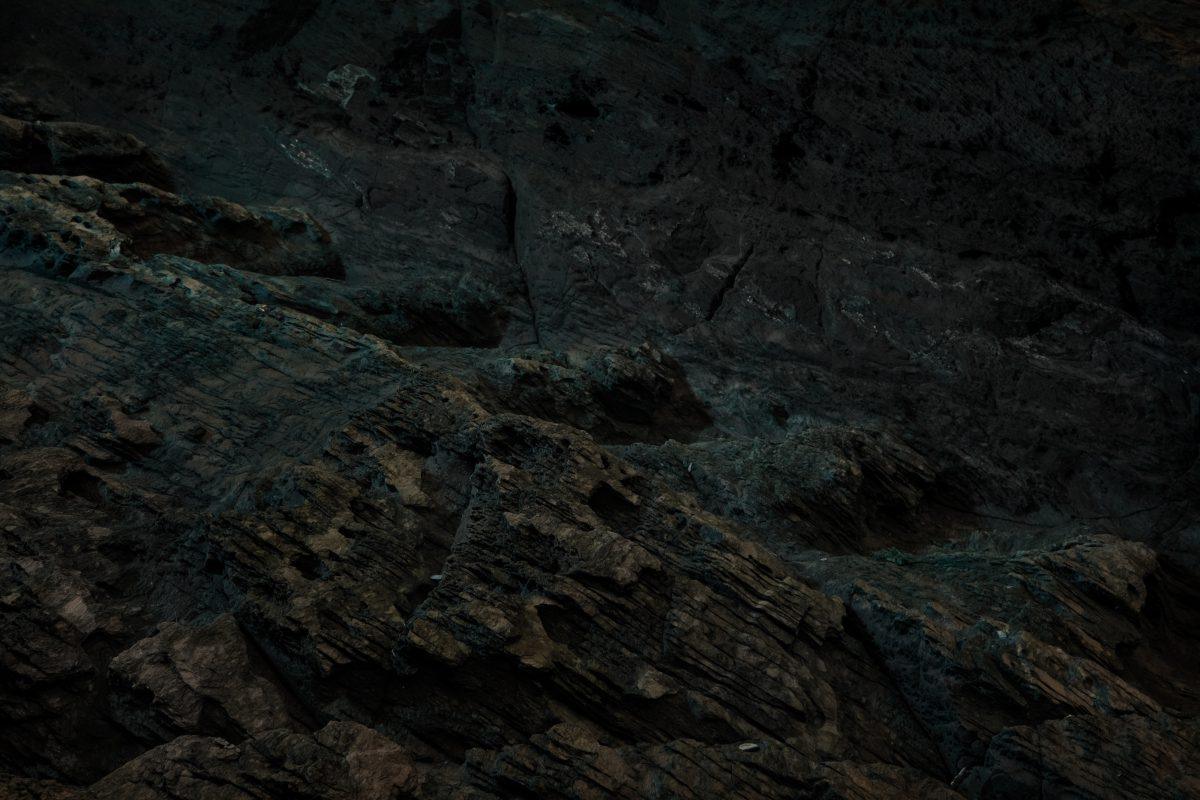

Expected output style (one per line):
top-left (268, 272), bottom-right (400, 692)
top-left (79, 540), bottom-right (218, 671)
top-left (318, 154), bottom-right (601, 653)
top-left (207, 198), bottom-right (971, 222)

top-left (109, 614), bottom-right (309, 742)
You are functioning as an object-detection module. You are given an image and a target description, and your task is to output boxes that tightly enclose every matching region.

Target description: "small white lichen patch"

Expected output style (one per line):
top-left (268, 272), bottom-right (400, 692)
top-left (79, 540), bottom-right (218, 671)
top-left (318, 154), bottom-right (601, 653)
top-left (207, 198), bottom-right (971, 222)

top-left (324, 64), bottom-right (375, 108)
top-left (280, 139), bottom-right (333, 179)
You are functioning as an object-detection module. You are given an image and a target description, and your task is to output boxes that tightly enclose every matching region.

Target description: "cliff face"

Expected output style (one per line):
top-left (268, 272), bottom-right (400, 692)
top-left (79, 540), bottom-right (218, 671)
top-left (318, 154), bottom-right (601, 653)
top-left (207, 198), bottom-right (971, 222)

top-left (0, 2), bottom-right (1197, 798)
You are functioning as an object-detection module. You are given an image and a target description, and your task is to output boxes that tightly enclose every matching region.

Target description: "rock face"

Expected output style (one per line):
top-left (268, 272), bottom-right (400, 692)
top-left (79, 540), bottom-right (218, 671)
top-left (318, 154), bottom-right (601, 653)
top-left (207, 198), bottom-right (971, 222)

top-left (0, 1), bottom-right (1197, 798)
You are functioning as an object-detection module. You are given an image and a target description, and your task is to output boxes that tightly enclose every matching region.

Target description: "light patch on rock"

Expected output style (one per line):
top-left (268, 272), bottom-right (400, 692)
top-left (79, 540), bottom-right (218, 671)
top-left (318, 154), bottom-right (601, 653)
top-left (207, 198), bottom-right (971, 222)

top-left (323, 64), bottom-right (375, 108)
top-left (280, 139), bottom-right (333, 179)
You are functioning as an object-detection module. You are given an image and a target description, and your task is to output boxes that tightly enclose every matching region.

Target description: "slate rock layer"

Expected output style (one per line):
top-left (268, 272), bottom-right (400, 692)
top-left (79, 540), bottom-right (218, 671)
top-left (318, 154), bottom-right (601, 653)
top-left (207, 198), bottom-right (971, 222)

top-left (0, 1), bottom-right (1197, 798)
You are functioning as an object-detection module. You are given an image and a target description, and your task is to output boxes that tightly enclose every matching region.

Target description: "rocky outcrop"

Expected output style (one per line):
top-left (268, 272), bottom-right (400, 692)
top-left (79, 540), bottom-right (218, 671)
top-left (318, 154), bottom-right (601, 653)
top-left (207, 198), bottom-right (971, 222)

top-left (0, 1), bottom-right (1197, 798)
top-left (0, 115), bottom-right (174, 190)
top-left (0, 172), bottom-right (342, 277)
top-left (960, 713), bottom-right (1200, 799)
top-left (108, 615), bottom-right (310, 743)
top-left (87, 722), bottom-right (423, 800)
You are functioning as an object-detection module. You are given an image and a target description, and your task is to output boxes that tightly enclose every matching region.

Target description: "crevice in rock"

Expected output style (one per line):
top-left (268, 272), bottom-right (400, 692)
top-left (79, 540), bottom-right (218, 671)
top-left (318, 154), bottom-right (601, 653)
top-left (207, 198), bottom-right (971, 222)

top-left (704, 244), bottom-right (755, 322)
top-left (838, 601), bottom-right (963, 783)
top-left (506, 176), bottom-right (542, 347)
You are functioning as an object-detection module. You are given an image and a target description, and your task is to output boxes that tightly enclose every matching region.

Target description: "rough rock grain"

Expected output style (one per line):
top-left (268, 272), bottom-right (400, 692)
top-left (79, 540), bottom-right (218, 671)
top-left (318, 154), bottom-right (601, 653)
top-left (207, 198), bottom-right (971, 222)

top-left (0, 1), bottom-right (1197, 798)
